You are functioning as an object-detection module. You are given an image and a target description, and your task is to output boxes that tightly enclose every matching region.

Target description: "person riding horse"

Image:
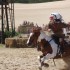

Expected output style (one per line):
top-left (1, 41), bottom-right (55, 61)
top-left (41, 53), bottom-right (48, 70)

top-left (27, 26), bottom-right (70, 69)
top-left (47, 12), bottom-right (68, 54)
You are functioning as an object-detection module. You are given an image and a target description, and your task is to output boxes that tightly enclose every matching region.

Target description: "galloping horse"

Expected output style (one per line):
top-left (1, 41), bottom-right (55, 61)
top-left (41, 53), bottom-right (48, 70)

top-left (27, 27), bottom-right (70, 70)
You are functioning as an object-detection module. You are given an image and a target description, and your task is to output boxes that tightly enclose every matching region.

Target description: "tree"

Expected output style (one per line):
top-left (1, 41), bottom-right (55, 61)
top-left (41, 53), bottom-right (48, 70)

top-left (14, 0), bottom-right (61, 3)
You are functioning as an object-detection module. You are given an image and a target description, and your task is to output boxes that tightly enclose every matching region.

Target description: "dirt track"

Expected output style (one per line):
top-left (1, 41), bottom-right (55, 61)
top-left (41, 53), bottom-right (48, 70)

top-left (0, 48), bottom-right (70, 70)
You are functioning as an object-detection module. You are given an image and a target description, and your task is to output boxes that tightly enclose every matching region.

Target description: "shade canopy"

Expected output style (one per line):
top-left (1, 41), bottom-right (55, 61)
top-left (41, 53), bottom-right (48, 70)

top-left (0, 0), bottom-right (9, 5)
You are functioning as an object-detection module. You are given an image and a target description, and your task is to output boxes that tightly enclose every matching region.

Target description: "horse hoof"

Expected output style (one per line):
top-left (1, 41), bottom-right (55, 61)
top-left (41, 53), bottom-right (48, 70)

top-left (43, 63), bottom-right (49, 67)
top-left (39, 67), bottom-right (42, 70)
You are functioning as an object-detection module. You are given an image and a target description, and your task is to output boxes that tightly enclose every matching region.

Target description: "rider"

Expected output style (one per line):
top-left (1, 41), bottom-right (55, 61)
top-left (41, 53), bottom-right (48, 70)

top-left (47, 12), bottom-right (67, 54)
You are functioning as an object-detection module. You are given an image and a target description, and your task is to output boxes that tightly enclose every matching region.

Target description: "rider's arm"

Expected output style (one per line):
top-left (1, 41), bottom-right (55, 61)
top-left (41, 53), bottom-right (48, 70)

top-left (62, 22), bottom-right (68, 28)
top-left (47, 23), bottom-right (52, 32)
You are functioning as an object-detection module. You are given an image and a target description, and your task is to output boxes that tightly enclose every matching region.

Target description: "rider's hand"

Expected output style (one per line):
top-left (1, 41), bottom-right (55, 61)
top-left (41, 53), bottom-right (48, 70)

top-left (47, 29), bottom-right (52, 32)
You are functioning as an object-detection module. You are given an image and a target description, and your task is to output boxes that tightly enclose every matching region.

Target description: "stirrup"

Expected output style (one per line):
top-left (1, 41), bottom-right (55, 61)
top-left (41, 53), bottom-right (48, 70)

top-left (57, 47), bottom-right (63, 57)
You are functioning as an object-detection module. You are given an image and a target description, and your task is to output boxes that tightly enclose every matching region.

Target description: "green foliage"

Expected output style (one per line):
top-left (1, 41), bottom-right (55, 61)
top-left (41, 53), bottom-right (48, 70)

top-left (15, 32), bottom-right (20, 36)
top-left (14, 0), bottom-right (29, 3)
top-left (14, 0), bottom-right (61, 3)
top-left (4, 30), bottom-right (19, 38)
top-left (4, 30), bottom-right (12, 38)
top-left (0, 44), bottom-right (4, 48)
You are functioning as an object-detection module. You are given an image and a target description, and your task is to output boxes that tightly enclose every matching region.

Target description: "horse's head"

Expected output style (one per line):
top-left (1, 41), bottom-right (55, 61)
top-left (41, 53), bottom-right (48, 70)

top-left (27, 27), bottom-right (41, 46)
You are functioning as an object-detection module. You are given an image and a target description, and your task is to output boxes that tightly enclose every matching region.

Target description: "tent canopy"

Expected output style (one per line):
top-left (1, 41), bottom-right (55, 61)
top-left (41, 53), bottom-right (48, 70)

top-left (0, 0), bottom-right (9, 5)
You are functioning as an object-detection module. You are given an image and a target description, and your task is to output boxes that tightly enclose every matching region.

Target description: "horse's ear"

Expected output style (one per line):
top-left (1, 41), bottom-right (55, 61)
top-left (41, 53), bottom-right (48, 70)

top-left (37, 27), bottom-right (42, 30)
top-left (31, 27), bottom-right (36, 32)
top-left (31, 27), bottom-right (42, 32)
top-left (31, 28), bottom-right (34, 32)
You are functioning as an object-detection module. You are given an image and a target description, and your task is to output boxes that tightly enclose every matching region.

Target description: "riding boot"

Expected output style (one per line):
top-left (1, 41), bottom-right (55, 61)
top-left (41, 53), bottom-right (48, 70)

top-left (60, 45), bottom-right (64, 54)
top-left (59, 38), bottom-right (65, 55)
top-left (57, 44), bottom-right (64, 57)
top-left (58, 44), bottom-right (64, 58)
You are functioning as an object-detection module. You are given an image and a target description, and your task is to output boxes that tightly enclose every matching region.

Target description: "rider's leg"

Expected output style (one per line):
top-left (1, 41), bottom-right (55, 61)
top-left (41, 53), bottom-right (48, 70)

top-left (59, 38), bottom-right (64, 54)
top-left (51, 34), bottom-right (59, 44)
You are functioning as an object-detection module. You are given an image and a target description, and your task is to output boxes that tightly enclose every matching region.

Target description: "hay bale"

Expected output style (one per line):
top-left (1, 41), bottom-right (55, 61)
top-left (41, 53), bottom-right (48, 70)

top-left (16, 38), bottom-right (28, 48)
top-left (5, 38), bottom-right (17, 48)
top-left (5, 38), bottom-right (29, 48)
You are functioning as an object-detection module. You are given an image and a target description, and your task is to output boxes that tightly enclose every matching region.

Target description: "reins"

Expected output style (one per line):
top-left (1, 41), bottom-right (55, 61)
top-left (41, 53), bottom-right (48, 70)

top-left (48, 38), bottom-right (53, 43)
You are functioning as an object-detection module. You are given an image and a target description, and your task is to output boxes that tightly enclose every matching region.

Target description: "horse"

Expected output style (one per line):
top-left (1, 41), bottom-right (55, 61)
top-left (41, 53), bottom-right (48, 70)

top-left (27, 27), bottom-right (70, 70)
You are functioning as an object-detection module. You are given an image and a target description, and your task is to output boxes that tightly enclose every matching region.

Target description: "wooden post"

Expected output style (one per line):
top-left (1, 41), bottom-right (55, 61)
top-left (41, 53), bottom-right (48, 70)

top-left (5, 2), bottom-right (9, 31)
top-left (1, 1), bottom-right (4, 43)
top-left (11, 0), bottom-right (15, 36)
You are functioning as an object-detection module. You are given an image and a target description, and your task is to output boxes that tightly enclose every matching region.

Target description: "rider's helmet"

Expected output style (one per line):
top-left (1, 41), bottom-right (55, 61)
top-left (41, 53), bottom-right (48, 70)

top-left (49, 12), bottom-right (63, 23)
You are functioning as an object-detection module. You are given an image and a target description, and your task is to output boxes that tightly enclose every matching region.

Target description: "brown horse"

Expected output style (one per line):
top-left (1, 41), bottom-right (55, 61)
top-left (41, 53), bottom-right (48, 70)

top-left (27, 27), bottom-right (70, 70)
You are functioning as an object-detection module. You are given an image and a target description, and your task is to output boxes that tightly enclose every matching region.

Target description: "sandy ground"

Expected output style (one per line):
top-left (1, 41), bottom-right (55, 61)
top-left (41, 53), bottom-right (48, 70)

top-left (0, 48), bottom-right (70, 70)
top-left (14, 0), bottom-right (70, 29)
top-left (0, 1), bottom-right (70, 70)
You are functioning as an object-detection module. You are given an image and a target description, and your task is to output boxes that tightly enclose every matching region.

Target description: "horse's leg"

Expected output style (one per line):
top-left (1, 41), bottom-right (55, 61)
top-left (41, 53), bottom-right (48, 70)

top-left (38, 54), bottom-right (46, 70)
top-left (38, 54), bottom-right (49, 68)
top-left (41, 50), bottom-right (57, 67)
top-left (38, 55), bottom-right (43, 69)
